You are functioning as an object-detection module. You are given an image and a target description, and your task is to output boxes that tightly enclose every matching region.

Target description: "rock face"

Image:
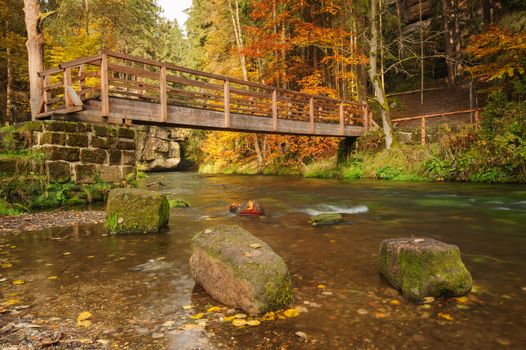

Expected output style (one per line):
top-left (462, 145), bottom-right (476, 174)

top-left (189, 225), bottom-right (293, 315)
top-left (135, 126), bottom-right (188, 171)
top-left (309, 213), bottom-right (343, 226)
top-left (379, 237), bottom-right (472, 302)
top-left (106, 188), bottom-right (169, 234)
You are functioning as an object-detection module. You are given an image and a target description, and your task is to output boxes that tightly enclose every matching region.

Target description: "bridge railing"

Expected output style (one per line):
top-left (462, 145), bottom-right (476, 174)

top-left (37, 51), bottom-right (372, 134)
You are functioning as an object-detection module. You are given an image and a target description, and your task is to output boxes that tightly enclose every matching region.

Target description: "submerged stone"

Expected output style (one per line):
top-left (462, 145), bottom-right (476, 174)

top-left (106, 188), bottom-right (169, 234)
top-left (309, 213), bottom-right (343, 226)
top-left (379, 237), bottom-right (472, 302)
top-left (189, 225), bottom-right (293, 315)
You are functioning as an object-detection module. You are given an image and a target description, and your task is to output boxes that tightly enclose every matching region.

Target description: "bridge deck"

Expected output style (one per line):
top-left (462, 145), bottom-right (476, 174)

top-left (36, 51), bottom-right (373, 137)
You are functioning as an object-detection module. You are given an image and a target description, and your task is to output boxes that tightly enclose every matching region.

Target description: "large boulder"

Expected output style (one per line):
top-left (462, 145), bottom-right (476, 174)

top-left (379, 237), bottom-right (472, 302)
top-left (190, 225), bottom-right (293, 315)
top-left (106, 188), bottom-right (169, 234)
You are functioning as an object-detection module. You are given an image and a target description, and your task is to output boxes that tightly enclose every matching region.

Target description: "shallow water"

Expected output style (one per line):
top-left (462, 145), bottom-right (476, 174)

top-left (2, 173), bottom-right (526, 349)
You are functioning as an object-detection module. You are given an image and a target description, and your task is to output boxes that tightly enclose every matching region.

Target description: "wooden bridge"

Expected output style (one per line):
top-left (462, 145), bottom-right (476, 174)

top-left (35, 51), bottom-right (373, 137)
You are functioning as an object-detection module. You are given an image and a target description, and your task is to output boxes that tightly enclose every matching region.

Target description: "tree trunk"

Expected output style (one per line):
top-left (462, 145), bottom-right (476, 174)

top-left (368, 0), bottom-right (393, 149)
top-left (23, 0), bottom-right (44, 118)
top-left (253, 134), bottom-right (264, 172)
top-left (228, 0), bottom-right (248, 81)
top-left (6, 46), bottom-right (13, 125)
top-left (441, 0), bottom-right (456, 86)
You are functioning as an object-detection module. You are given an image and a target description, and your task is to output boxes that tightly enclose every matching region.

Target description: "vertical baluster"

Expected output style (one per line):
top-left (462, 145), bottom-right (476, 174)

top-left (309, 97), bottom-right (315, 133)
top-left (100, 54), bottom-right (110, 116)
top-left (224, 79), bottom-right (231, 128)
top-left (160, 65), bottom-right (167, 122)
top-left (63, 68), bottom-right (72, 108)
top-left (272, 89), bottom-right (278, 132)
top-left (339, 102), bottom-right (344, 134)
top-left (421, 117), bottom-right (426, 145)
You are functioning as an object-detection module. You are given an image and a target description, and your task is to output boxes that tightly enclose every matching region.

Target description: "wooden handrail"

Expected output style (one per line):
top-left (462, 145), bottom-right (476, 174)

top-left (392, 109), bottom-right (482, 123)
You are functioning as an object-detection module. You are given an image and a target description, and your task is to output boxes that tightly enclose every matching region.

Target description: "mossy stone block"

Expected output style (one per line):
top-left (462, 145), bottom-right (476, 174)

top-left (121, 151), bottom-right (135, 165)
top-left (40, 146), bottom-right (80, 162)
top-left (118, 127), bottom-right (135, 139)
top-left (41, 132), bottom-right (66, 146)
top-left (108, 149), bottom-right (122, 165)
top-left (75, 164), bottom-right (97, 183)
top-left (66, 133), bottom-right (89, 147)
top-left (17, 121), bottom-right (43, 132)
top-left (94, 125), bottom-right (109, 137)
top-left (44, 121), bottom-right (77, 133)
top-left (190, 225), bottom-right (293, 315)
top-left (80, 148), bottom-right (107, 164)
top-left (76, 123), bottom-right (93, 133)
top-left (98, 165), bottom-right (123, 183)
top-left (117, 139), bottom-right (135, 150)
top-left (309, 213), bottom-right (343, 226)
top-left (90, 136), bottom-right (111, 149)
top-left (47, 161), bottom-right (71, 183)
top-left (379, 237), bottom-right (472, 302)
top-left (106, 188), bottom-right (169, 234)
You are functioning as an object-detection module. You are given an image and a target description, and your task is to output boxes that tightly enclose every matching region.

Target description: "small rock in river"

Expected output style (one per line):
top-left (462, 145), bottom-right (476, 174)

top-left (309, 213), bottom-right (343, 226)
top-left (295, 331), bottom-right (308, 341)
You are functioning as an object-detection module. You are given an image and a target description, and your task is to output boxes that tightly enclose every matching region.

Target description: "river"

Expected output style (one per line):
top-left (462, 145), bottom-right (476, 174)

top-left (1, 173), bottom-right (526, 349)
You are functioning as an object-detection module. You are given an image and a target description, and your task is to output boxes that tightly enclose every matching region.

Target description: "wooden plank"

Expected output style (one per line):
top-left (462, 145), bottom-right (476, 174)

top-left (339, 103), bottom-right (344, 134)
top-left (393, 109), bottom-right (482, 122)
top-left (38, 67), bottom-right (61, 77)
top-left (66, 87), bottom-right (83, 107)
top-left (224, 80), bottom-right (231, 127)
top-left (59, 54), bottom-right (103, 69)
top-left (309, 97), bottom-right (315, 133)
top-left (421, 117), bottom-right (426, 145)
top-left (78, 64), bottom-right (86, 91)
top-left (107, 63), bottom-right (160, 80)
top-left (43, 75), bottom-right (51, 112)
top-left (160, 65), bottom-right (167, 122)
top-left (101, 54), bottom-right (110, 116)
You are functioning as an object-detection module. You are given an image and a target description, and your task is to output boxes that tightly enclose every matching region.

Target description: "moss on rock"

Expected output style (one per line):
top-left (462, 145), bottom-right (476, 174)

top-left (309, 213), bottom-right (343, 226)
top-left (190, 225), bottom-right (293, 315)
top-left (379, 237), bottom-right (472, 302)
top-left (106, 188), bottom-right (169, 234)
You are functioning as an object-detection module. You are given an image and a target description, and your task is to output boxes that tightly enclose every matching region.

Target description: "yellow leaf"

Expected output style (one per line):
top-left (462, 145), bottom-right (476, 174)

top-left (3, 298), bottom-right (20, 306)
top-left (86, 256), bottom-right (95, 259)
top-left (223, 315), bottom-right (236, 322)
top-left (283, 309), bottom-right (300, 318)
top-left (246, 319), bottom-right (260, 326)
top-left (207, 306), bottom-right (221, 313)
top-left (47, 276), bottom-right (58, 280)
top-left (317, 284), bottom-right (326, 289)
top-left (232, 319), bottom-right (247, 327)
top-left (190, 313), bottom-right (205, 319)
top-left (262, 311), bottom-right (275, 321)
top-left (182, 305), bottom-right (194, 309)
top-left (455, 296), bottom-right (469, 304)
top-left (234, 313), bottom-right (247, 319)
top-left (77, 311), bottom-right (93, 327)
top-left (438, 312), bottom-right (454, 321)
top-left (1, 263), bottom-right (12, 268)
top-left (12, 279), bottom-right (25, 285)
top-left (374, 312), bottom-right (387, 319)
top-left (389, 299), bottom-right (401, 305)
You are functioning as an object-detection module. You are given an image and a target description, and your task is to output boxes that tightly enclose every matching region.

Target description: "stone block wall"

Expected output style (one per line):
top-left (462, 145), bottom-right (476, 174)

top-left (135, 125), bottom-right (189, 171)
top-left (28, 121), bottom-right (136, 184)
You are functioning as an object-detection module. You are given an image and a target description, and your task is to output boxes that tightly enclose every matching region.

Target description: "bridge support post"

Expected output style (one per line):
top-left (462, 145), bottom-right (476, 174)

top-left (160, 65), bottom-right (167, 122)
top-left (339, 103), bottom-right (344, 134)
top-left (420, 117), bottom-right (426, 145)
top-left (337, 137), bottom-right (357, 165)
top-left (101, 54), bottom-right (110, 116)
top-left (63, 68), bottom-right (72, 108)
top-left (272, 90), bottom-right (278, 132)
top-left (224, 79), bottom-right (231, 128)
top-left (309, 97), bottom-right (315, 133)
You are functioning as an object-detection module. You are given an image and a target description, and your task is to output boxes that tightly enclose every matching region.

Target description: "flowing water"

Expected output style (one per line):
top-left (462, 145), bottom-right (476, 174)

top-left (1, 173), bottom-right (526, 349)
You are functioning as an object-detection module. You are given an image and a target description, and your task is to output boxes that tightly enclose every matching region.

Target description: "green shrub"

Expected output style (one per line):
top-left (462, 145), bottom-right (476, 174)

top-left (303, 158), bottom-right (338, 178)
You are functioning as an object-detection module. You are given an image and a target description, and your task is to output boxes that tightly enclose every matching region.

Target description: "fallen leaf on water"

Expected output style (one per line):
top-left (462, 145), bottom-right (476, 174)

top-left (496, 338), bottom-right (511, 346)
top-left (12, 279), bottom-right (25, 285)
top-left (47, 276), bottom-right (58, 280)
top-left (63, 252), bottom-right (71, 256)
top-left (419, 304), bottom-right (432, 309)
top-left (190, 313), bottom-right (205, 319)
top-left (1, 263), bottom-right (12, 268)
top-left (234, 313), bottom-right (247, 319)
top-left (223, 315), bottom-right (236, 322)
top-left (437, 312), bottom-right (454, 321)
top-left (10, 246), bottom-right (16, 249)
top-left (357, 308), bottom-right (369, 315)
top-left (182, 323), bottom-right (198, 330)
top-left (87, 256), bottom-right (95, 259)
top-left (246, 319), bottom-right (260, 326)
top-left (232, 319), bottom-right (247, 327)
top-left (295, 331), bottom-right (308, 341)
top-left (455, 296), bottom-right (469, 304)
top-left (317, 284), bottom-right (326, 289)
top-left (77, 311), bottom-right (93, 327)
top-left (182, 305), bottom-right (194, 310)
top-left (374, 312), bottom-right (387, 319)
top-left (207, 306), bottom-right (221, 313)
top-left (283, 309), bottom-right (300, 318)
top-left (389, 299), bottom-right (401, 305)
top-left (261, 311), bottom-right (275, 321)
top-left (250, 243), bottom-right (262, 249)
top-left (422, 297), bottom-right (435, 304)
top-left (456, 304), bottom-right (470, 310)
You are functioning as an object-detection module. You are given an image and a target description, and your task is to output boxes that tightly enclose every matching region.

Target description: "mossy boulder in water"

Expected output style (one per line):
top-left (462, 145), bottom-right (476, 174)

top-left (379, 237), bottom-right (472, 302)
top-left (190, 225), bottom-right (293, 315)
top-left (106, 188), bottom-right (169, 234)
top-left (309, 213), bottom-right (343, 226)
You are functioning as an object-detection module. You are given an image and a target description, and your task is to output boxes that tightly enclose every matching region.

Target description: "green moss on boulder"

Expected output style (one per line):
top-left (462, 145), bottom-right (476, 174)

top-left (309, 213), bottom-right (343, 226)
top-left (379, 237), bottom-right (472, 302)
top-left (106, 188), bottom-right (169, 234)
top-left (190, 225), bottom-right (293, 315)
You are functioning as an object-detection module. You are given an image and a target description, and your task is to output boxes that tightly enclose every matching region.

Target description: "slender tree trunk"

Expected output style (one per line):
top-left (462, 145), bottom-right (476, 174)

top-left (441, 0), bottom-right (456, 86)
top-left (6, 46), bottom-right (13, 125)
top-left (419, 0), bottom-right (424, 104)
top-left (23, 0), bottom-right (44, 118)
top-left (84, 0), bottom-right (89, 35)
top-left (254, 134), bottom-right (263, 171)
top-left (369, 0), bottom-right (393, 149)
top-left (228, 0), bottom-right (248, 81)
